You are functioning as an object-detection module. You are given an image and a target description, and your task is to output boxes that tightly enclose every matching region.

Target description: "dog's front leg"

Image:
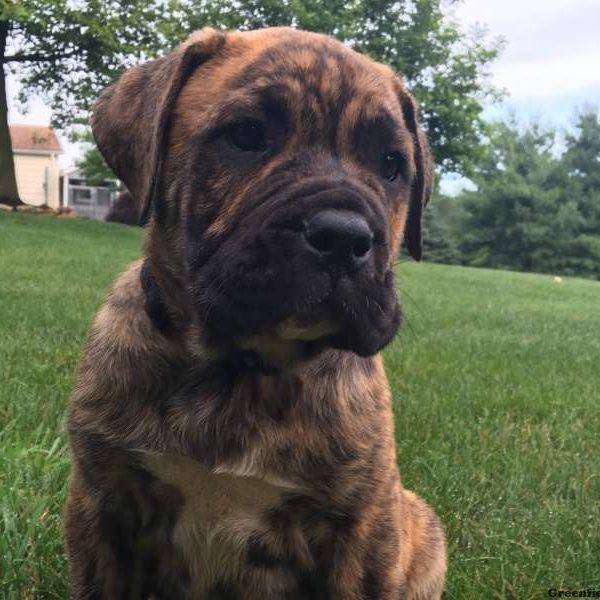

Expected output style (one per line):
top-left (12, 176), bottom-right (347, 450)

top-left (65, 481), bottom-right (142, 600)
top-left (318, 484), bottom-right (445, 599)
top-left (65, 444), bottom-right (189, 600)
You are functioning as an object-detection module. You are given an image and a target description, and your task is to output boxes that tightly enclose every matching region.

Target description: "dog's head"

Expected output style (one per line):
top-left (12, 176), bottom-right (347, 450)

top-left (92, 27), bottom-right (432, 367)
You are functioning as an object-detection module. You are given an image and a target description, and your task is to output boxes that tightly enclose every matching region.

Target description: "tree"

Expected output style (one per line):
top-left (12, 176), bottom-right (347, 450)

top-left (561, 109), bottom-right (600, 276)
top-left (563, 109), bottom-right (600, 192)
top-left (421, 196), bottom-right (463, 265)
top-left (457, 116), bottom-right (600, 279)
top-left (77, 145), bottom-right (118, 188)
top-left (2, 0), bottom-right (502, 205)
top-left (0, 19), bottom-right (18, 204)
top-left (169, 0), bottom-right (504, 176)
top-left (0, 0), bottom-right (167, 204)
top-left (76, 130), bottom-right (119, 188)
top-left (459, 121), bottom-right (565, 272)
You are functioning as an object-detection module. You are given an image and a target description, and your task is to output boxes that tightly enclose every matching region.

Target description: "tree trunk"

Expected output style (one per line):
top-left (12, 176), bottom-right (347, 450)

top-left (0, 21), bottom-right (22, 206)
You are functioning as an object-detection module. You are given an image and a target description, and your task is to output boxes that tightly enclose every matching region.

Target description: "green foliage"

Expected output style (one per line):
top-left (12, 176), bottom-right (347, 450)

top-left (2, 0), bottom-right (503, 198)
top-left (1, 212), bottom-right (599, 597)
top-left (563, 109), bottom-right (600, 192)
top-left (77, 144), bottom-right (118, 188)
top-left (562, 110), bottom-right (600, 275)
top-left (75, 131), bottom-right (120, 188)
top-left (421, 198), bottom-right (462, 264)
top-left (455, 110), bottom-right (600, 279)
top-left (174, 0), bottom-right (504, 176)
top-left (3, 0), bottom-right (169, 128)
top-left (1, 0), bottom-right (170, 202)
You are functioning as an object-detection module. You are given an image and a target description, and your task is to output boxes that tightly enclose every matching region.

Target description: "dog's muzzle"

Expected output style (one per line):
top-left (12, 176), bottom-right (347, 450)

top-left (190, 183), bottom-right (401, 359)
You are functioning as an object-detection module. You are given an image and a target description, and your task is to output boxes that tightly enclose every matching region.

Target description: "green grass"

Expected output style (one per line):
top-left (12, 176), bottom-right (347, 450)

top-left (1, 211), bottom-right (598, 598)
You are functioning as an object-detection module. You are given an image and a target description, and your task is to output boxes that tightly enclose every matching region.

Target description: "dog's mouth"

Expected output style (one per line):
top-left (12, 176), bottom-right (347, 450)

top-left (274, 314), bottom-right (340, 341)
top-left (196, 268), bottom-right (401, 366)
top-left (229, 300), bottom-right (339, 371)
top-left (220, 269), bottom-right (401, 371)
top-left (274, 298), bottom-right (340, 342)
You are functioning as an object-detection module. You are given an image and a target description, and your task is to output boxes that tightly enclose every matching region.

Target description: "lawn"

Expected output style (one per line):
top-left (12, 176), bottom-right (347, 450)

top-left (0, 211), bottom-right (598, 598)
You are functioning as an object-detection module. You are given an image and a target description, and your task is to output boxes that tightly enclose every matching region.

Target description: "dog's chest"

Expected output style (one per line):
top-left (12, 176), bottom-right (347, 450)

top-left (141, 451), bottom-right (306, 597)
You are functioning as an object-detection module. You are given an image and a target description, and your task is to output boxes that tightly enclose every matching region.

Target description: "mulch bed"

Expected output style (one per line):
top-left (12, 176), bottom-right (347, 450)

top-left (0, 203), bottom-right (75, 217)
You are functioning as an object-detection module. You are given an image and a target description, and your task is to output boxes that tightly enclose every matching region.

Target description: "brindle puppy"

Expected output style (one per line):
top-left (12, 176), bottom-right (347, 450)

top-left (66, 27), bottom-right (446, 599)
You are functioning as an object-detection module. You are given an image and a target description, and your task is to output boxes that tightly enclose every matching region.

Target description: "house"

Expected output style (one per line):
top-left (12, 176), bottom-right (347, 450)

top-left (10, 125), bottom-right (62, 208)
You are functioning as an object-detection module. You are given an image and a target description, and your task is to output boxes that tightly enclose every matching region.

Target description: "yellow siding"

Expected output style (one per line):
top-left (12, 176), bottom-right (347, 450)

top-left (13, 153), bottom-right (61, 208)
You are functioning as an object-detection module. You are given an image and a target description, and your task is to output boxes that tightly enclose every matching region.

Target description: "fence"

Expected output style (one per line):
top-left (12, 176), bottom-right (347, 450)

top-left (68, 185), bottom-right (114, 220)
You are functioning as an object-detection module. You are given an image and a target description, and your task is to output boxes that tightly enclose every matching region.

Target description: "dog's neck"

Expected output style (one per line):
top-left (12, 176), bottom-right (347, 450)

top-left (140, 258), bottom-right (177, 336)
top-left (214, 348), bottom-right (281, 376)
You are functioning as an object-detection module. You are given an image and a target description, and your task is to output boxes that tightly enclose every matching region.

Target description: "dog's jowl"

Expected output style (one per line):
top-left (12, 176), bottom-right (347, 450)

top-left (66, 27), bottom-right (446, 599)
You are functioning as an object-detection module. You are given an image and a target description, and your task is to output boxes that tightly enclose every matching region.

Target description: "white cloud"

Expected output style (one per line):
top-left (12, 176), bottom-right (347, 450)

top-left (453, 0), bottom-right (600, 37)
top-left (494, 54), bottom-right (600, 99)
top-left (453, 0), bottom-right (600, 104)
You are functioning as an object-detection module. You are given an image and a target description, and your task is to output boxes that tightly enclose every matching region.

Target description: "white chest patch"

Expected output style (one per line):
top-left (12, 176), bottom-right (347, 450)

top-left (140, 452), bottom-right (302, 594)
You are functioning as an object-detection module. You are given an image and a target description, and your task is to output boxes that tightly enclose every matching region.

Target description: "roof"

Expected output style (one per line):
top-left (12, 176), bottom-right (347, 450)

top-left (60, 166), bottom-right (82, 177)
top-left (10, 125), bottom-right (62, 154)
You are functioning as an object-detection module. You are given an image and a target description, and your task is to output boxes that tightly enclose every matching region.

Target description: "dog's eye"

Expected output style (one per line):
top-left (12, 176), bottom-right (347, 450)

top-left (226, 120), bottom-right (267, 152)
top-left (381, 152), bottom-right (404, 182)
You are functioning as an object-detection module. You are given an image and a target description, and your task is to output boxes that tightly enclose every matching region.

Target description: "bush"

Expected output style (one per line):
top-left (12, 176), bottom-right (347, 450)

top-left (105, 191), bottom-right (146, 226)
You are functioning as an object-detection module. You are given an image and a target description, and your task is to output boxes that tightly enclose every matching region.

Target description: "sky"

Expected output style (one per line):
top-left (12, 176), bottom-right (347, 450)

top-left (442, 0), bottom-right (600, 192)
top-left (6, 0), bottom-right (600, 180)
top-left (452, 0), bottom-right (600, 122)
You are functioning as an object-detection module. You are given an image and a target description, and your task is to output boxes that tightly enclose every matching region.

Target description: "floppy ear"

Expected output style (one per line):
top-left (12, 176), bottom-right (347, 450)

top-left (91, 28), bottom-right (226, 223)
top-left (398, 90), bottom-right (434, 261)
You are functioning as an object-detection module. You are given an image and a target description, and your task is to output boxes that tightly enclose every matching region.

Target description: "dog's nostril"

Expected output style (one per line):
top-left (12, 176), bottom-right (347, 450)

top-left (308, 229), bottom-right (337, 254)
top-left (352, 235), bottom-right (372, 258)
top-left (304, 210), bottom-right (373, 268)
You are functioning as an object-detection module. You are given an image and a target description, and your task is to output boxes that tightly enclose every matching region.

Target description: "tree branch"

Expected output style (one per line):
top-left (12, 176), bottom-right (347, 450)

top-left (2, 51), bottom-right (75, 64)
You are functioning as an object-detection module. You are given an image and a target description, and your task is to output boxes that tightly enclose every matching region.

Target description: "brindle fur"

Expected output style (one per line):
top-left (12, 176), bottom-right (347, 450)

top-left (66, 27), bottom-right (446, 599)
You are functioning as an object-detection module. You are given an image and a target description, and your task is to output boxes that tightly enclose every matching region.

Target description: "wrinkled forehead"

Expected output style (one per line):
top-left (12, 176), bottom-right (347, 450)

top-left (174, 29), bottom-right (404, 133)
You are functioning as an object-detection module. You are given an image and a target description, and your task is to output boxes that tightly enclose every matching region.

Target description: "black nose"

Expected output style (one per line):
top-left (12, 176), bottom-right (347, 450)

top-left (304, 210), bottom-right (373, 269)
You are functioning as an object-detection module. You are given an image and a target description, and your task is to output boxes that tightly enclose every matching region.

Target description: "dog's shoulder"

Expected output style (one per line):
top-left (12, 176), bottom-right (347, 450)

top-left (69, 260), bottom-right (186, 432)
top-left (86, 258), bottom-right (184, 362)
top-left (92, 259), bottom-right (159, 350)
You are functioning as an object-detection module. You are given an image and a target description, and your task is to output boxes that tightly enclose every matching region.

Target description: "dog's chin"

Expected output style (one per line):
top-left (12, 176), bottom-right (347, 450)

top-left (199, 270), bottom-right (402, 368)
top-left (233, 318), bottom-right (337, 372)
top-left (231, 295), bottom-right (402, 370)
top-left (274, 315), bottom-right (340, 342)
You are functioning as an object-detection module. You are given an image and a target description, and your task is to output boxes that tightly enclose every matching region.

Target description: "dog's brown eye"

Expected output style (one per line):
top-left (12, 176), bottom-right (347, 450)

top-left (381, 152), bottom-right (404, 182)
top-left (226, 120), bottom-right (267, 152)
